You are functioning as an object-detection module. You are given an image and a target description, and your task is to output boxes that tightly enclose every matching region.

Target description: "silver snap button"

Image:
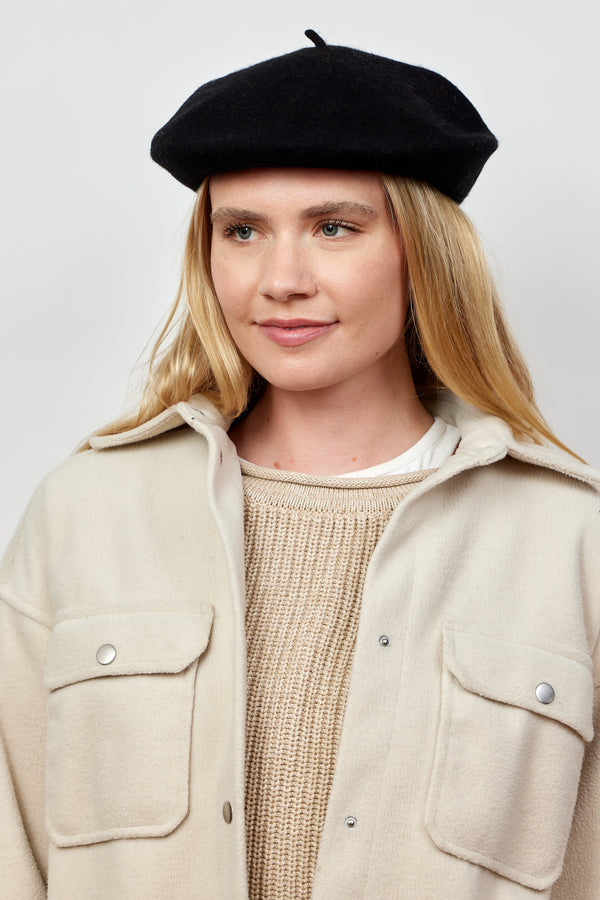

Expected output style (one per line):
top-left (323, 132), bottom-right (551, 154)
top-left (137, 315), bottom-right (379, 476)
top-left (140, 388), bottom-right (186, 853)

top-left (536, 683), bottom-right (555, 704)
top-left (344, 815), bottom-right (357, 830)
top-left (222, 801), bottom-right (233, 824)
top-left (96, 644), bottom-right (117, 665)
top-left (378, 635), bottom-right (390, 648)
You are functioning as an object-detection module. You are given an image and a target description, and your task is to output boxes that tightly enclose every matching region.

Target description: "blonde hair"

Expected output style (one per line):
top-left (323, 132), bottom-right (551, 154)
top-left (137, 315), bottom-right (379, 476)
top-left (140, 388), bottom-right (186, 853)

top-left (86, 174), bottom-right (577, 458)
top-left (381, 175), bottom-right (577, 456)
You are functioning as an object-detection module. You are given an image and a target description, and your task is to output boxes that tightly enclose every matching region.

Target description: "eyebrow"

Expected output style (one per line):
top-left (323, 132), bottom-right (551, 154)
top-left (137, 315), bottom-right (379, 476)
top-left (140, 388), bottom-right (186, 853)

top-left (210, 201), bottom-right (378, 223)
top-left (302, 201), bottom-right (378, 220)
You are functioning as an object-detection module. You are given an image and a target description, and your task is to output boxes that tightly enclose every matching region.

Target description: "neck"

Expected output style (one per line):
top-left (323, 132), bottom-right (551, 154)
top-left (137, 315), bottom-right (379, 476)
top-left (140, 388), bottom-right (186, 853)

top-left (229, 358), bottom-right (433, 475)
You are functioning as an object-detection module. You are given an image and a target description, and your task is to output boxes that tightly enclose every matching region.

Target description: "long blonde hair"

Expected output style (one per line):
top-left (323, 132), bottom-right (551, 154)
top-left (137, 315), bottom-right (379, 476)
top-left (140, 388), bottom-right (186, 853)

top-left (86, 173), bottom-right (576, 457)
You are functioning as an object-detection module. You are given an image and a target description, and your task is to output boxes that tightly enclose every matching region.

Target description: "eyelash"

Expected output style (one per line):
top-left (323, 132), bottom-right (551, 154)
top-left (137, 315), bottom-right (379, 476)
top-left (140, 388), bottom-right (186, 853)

top-left (220, 219), bottom-right (360, 241)
top-left (319, 219), bottom-right (359, 236)
top-left (222, 222), bottom-right (253, 238)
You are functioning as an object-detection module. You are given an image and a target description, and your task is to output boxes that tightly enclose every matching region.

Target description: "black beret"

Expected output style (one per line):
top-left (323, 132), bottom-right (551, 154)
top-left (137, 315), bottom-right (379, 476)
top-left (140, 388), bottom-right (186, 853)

top-left (151, 31), bottom-right (498, 204)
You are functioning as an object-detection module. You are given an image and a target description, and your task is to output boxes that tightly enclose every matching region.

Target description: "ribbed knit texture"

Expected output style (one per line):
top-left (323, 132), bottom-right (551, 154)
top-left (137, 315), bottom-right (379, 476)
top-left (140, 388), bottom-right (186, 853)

top-left (242, 461), bottom-right (432, 900)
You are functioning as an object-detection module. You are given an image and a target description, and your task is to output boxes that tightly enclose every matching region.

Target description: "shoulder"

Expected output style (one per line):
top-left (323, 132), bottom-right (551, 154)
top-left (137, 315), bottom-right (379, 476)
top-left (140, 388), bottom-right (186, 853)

top-left (432, 390), bottom-right (600, 514)
top-left (454, 454), bottom-right (600, 548)
top-left (1, 422), bottom-right (226, 626)
top-left (41, 424), bottom-right (206, 506)
top-left (5, 425), bottom-right (212, 578)
top-left (492, 453), bottom-right (600, 506)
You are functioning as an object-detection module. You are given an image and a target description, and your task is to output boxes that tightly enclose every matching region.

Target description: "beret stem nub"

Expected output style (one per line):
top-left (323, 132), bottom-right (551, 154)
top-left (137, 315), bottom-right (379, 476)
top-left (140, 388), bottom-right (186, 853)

top-left (305, 29), bottom-right (326, 47)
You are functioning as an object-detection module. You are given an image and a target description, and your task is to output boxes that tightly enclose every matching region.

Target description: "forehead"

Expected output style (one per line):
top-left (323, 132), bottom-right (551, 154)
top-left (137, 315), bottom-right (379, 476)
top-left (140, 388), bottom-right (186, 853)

top-left (208, 168), bottom-right (387, 211)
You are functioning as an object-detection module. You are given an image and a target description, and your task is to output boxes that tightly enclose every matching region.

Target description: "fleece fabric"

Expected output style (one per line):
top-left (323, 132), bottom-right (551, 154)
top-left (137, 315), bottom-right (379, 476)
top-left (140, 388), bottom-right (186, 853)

top-left (1, 391), bottom-right (599, 899)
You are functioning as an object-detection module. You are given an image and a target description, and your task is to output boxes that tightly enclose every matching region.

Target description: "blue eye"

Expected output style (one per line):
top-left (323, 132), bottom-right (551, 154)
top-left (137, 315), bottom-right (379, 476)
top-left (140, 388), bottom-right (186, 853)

top-left (320, 220), bottom-right (357, 238)
top-left (222, 222), bottom-right (255, 241)
top-left (236, 225), bottom-right (253, 240)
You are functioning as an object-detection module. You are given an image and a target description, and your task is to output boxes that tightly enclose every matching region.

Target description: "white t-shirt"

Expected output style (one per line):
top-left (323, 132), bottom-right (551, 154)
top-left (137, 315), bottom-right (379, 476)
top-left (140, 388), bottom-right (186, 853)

top-left (339, 417), bottom-right (460, 478)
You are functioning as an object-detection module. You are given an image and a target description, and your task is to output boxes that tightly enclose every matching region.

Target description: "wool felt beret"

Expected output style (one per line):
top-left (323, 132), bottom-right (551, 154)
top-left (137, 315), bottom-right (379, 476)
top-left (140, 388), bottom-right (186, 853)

top-left (150, 31), bottom-right (498, 204)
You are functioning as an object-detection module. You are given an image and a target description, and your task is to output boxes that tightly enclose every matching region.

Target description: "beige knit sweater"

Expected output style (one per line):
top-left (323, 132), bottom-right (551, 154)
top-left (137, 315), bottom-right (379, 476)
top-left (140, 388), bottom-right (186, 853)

top-left (241, 462), bottom-right (432, 900)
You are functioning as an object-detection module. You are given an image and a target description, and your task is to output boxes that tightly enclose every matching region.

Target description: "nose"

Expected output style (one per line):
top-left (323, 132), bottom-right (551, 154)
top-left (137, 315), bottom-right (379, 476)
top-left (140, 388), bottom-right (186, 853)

top-left (258, 238), bottom-right (317, 302)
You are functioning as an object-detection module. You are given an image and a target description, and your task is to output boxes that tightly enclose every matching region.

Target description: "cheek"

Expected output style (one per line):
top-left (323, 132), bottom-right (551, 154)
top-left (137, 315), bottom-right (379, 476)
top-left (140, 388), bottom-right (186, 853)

top-left (210, 252), bottom-right (253, 320)
top-left (371, 240), bottom-right (405, 287)
top-left (209, 248), bottom-right (230, 297)
top-left (353, 249), bottom-right (407, 323)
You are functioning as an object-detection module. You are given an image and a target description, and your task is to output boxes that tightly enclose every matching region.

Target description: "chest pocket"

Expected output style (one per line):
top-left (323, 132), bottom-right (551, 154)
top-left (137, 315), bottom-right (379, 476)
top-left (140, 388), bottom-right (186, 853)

top-left (44, 608), bottom-right (214, 847)
top-left (425, 624), bottom-right (593, 891)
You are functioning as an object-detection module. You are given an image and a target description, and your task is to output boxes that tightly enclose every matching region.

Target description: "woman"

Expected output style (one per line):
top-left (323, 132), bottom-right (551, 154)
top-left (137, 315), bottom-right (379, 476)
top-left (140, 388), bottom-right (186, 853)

top-left (1, 31), bottom-right (599, 900)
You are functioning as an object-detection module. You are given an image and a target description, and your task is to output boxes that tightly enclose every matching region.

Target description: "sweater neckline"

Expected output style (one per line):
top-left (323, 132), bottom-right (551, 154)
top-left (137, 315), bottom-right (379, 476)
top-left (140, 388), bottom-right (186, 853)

top-left (239, 459), bottom-right (435, 490)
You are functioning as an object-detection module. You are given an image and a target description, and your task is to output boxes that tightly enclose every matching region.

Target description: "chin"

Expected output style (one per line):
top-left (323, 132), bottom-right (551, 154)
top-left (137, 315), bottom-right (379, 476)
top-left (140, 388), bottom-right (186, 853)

top-left (267, 379), bottom-right (332, 393)
top-left (253, 365), bottom-right (334, 394)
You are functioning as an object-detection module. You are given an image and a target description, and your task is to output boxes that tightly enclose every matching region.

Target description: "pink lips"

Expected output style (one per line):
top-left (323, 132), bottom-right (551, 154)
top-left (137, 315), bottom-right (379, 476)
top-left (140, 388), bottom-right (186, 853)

top-left (257, 318), bottom-right (337, 347)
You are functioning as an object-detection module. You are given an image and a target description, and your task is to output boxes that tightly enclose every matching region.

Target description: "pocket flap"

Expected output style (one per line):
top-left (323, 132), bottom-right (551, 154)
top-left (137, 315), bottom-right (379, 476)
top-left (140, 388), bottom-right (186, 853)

top-left (443, 625), bottom-right (594, 742)
top-left (45, 609), bottom-right (214, 691)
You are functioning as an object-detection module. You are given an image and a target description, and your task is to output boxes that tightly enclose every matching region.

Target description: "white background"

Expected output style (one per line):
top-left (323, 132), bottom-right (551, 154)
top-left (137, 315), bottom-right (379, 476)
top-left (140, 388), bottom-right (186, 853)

top-left (1, 0), bottom-right (598, 549)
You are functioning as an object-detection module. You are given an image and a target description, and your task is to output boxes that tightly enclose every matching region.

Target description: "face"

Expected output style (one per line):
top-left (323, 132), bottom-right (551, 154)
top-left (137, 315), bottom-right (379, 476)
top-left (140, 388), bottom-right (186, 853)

top-left (209, 168), bottom-right (409, 397)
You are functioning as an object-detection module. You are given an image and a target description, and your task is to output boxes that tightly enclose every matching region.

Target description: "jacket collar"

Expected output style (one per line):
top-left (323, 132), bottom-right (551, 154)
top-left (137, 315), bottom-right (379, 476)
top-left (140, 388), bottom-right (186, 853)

top-left (429, 392), bottom-right (600, 488)
top-left (89, 391), bottom-right (600, 490)
top-left (88, 395), bottom-right (228, 450)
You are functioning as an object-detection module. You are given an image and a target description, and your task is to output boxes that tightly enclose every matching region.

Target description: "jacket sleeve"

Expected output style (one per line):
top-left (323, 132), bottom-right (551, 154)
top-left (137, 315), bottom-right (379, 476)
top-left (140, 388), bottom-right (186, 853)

top-left (551, 496), bottom-right (600, 899)
top-left (551, 672), bottom-right (600, 897)
top-left (0, 496), bottom-right (51, 898)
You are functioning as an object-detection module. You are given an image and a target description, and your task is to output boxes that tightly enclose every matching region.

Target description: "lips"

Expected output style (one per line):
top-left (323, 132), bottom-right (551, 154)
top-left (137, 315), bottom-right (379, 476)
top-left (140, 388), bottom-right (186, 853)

top-left (257, 318), bottom-right (337, 347)
top-left (258, 318), bottom-right (334, 328)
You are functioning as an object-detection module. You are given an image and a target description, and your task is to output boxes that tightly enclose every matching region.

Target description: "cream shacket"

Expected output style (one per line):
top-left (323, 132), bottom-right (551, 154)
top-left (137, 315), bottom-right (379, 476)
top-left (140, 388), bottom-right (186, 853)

top-left (1, 392), bottom-right (600, 899)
